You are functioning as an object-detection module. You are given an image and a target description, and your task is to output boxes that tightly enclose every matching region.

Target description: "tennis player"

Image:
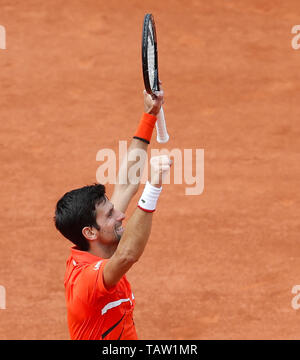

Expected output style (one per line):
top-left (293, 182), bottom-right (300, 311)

top-left (54, 89), bottom-right (171, 340)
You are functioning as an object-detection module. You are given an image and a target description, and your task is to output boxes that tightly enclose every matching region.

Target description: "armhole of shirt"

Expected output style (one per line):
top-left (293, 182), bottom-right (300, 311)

top-left (97, 259), bottom-right (117, 295)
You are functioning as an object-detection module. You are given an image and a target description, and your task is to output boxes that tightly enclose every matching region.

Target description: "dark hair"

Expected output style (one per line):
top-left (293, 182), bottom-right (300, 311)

top-left (54, 184), bottom-right (106, 251)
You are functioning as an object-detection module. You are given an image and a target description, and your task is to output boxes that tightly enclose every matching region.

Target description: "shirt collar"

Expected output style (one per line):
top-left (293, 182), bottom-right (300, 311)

top-left (70, 247), bottom-right (103, 264)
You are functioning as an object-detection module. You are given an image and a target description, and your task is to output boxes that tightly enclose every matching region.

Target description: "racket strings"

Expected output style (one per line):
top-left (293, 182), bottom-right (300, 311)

top-left (147, 24), bottom-right (156, 90)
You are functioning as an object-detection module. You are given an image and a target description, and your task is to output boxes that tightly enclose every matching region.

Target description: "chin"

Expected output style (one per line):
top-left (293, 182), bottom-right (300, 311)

top-left (114, 229), bottom-right (124, 242)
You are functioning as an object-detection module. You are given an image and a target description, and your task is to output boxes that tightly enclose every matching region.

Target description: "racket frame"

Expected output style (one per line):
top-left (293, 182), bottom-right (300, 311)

top-left (142, 13), bottom-right (169, 144)
top-left (142, 13), bottom-right (160, 95)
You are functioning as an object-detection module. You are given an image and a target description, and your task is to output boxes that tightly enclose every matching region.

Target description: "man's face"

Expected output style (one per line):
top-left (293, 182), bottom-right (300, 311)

top-left (94, 197), bottom-right (125, 245)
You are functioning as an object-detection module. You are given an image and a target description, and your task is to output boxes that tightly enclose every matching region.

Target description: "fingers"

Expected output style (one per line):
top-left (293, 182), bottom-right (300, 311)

top-left (153, 90), bottom-right (164, 98)
top-left (150, 155), bottom-right (171, 167)
top-left (152, 90), bottom-right (164, 105)
top-left (149, 155), bottom-right (172, 187)
top-left (143, 88), bottom-right (164, 100)
top-left (143, 87), bottom-right (164, 115)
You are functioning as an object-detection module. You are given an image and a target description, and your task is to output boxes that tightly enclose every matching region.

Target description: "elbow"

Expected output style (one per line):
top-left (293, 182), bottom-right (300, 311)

top-left (124, 252), bottom-right (140, 265)
top-left (117, 250), bottom-right (140, 266)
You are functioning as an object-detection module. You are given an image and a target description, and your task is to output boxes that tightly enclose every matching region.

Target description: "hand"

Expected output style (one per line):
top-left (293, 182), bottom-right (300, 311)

top-left (143, 85), bottom-right (164, 116)
top-left (149, 155), bottom-right (172, 188)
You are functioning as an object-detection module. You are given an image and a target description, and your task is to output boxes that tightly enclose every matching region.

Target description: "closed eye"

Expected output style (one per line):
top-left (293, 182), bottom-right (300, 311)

top-left (107, 206), bottom-right (114, 217)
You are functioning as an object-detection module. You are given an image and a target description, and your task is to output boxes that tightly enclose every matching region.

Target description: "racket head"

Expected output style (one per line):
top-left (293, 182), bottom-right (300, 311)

top-left (142, 14), bottom-right (160, 96)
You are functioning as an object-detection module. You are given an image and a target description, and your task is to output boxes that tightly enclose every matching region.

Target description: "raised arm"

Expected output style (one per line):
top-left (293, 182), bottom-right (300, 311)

top-left (110, 90), bottom-right (164, 213)
top-left (103, 155), bottom-right (172, 289)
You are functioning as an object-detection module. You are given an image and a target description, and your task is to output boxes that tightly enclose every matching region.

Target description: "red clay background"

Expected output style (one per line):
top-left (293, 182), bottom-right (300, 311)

top-left (0, 0), bottom-right (300, 339)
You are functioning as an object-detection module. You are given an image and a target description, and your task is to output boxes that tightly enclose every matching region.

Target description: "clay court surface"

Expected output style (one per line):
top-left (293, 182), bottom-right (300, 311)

top-left (0, 0), bottom-right (300, 340)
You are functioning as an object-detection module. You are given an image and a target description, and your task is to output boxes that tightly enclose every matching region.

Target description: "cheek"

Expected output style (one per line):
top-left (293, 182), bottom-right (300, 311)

top-left (97, 216), bottom-right (111, 228)
top-left (106, 218), bottom-right (115, 227)
top-left (100, 219), bottom-right (116, 234)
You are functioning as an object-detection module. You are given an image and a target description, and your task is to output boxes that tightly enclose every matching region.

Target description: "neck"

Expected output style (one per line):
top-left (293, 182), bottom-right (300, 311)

top-left (88, 241), bottom-right (117, 259)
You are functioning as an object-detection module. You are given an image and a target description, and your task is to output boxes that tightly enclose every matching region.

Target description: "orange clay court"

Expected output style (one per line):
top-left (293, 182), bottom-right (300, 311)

top-left (0, 0), bottom-right (300, 340)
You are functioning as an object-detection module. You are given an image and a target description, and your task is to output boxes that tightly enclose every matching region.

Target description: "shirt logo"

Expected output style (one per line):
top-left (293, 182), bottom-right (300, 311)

top-left (94, 260), bottom-right (103, 271)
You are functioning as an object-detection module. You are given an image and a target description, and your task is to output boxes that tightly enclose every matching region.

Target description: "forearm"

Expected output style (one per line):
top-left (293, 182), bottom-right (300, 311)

top-left (115, 138), bottom-right (148, 194)
top-left (111, 112), bottom-right (158, 213)
top-left (115, 179), bottom-right (163, 262)
top-left (114, 207), bottom-right (153, 263)
top-left (103, 208), bottom-right (153, 287)
top-left (110, 139), bottom-right (148, 213)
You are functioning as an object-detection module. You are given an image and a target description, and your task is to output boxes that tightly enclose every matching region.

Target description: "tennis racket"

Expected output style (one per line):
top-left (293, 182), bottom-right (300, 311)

top-left (142, 13), bottom-right (169, 144)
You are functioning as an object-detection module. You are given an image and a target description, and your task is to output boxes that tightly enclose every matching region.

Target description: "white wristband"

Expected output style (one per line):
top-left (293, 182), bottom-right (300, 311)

top-left (138, 181), bottom-right (162, 212)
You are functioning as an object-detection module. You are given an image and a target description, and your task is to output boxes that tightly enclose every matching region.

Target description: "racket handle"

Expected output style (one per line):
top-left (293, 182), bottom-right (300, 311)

top-left (156, 107), bottom-right (169, 143)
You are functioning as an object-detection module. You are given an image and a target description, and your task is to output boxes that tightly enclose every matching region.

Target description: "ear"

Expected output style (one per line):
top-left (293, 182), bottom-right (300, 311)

top-left (82, 226), bottom-right (98, 241)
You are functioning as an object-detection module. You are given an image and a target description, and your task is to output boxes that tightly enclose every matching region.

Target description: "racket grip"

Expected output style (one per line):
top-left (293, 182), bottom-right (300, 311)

top-left (156, 107), bottom-right (169, 143)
